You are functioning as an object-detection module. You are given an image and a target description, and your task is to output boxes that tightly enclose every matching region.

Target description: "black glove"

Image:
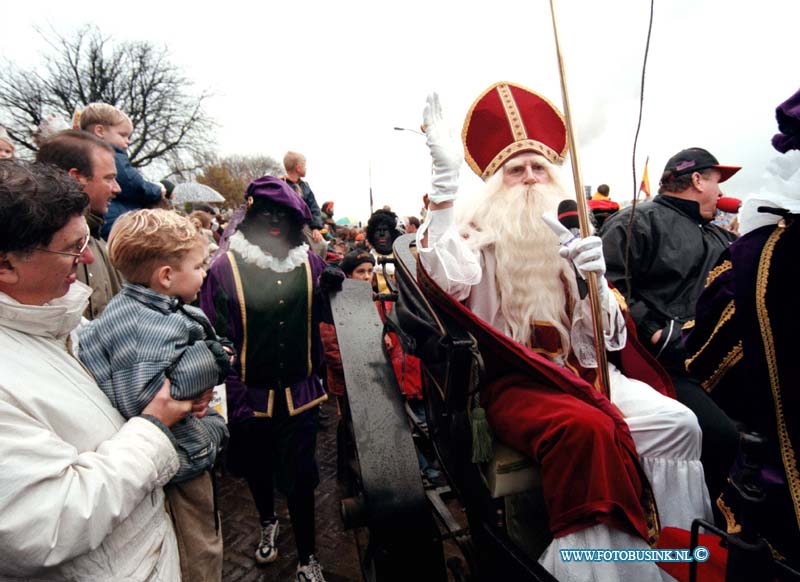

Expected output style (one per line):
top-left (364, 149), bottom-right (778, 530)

top-left (319, 265), bottom-right (345, 293)
top-left (205, 339), bottom-right (232, 383)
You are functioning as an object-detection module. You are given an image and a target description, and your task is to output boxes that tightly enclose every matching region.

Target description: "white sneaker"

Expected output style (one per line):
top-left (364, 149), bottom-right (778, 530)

top-left (255, 519), bottom-right (279, 564)
top-left (295, 554), bottom-right (326, 581)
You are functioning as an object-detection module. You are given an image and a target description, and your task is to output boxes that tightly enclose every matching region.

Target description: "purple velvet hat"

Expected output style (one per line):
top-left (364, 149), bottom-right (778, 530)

top-left (245, 175), bottom-right (312, 224)
top-left (772, 88), bottom-right (800, 153)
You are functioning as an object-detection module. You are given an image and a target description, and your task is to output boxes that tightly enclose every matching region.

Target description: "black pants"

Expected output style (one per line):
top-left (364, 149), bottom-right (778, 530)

top-left (672, 374), bottom-right (740, 507)
top-left (227, 397), bottom-right (320, 562)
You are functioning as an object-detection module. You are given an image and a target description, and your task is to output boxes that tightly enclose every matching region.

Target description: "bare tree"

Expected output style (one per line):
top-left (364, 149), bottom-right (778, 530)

top-left (192, 154), bottom-right (285, 209)
top-left (223, 154), bottom-right (285, 183)
top-left (196, 163), bottom-right (247, 209)
top-left (0, 26), bottom-right (214, 168)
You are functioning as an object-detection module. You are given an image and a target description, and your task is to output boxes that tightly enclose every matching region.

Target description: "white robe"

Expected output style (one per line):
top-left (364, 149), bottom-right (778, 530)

top-left (418, 208), bottom-right (711, 582)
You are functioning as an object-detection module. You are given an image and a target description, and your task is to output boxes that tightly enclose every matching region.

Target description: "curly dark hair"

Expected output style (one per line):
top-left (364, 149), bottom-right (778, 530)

top-left (366, 209), bottom-right (399, 246)
top-left (0, 160), bottom-right (89, 254)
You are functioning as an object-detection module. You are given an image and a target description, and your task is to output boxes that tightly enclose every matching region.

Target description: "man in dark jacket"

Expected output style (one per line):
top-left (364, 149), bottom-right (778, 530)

top-left (36, 130), bottom-right (123, 319)
top-left (600, 147), bottom-right (742, 511)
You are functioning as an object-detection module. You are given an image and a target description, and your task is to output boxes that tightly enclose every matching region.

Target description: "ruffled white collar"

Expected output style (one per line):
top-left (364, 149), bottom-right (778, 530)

top-left (228, 231), bottom-right (309, 273)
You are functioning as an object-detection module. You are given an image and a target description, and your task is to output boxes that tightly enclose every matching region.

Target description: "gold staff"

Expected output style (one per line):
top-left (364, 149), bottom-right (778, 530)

top-left (548, 0), bottom-right (612, 399)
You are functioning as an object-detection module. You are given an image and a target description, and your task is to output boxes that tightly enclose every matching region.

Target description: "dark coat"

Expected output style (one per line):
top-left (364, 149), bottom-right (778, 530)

top-left (600, 194), bottom-right (736, 373)
top-left (100, 146), bottom-right (163, 238)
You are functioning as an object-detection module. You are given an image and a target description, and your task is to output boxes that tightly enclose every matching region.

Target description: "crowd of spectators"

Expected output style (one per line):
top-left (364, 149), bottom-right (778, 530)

top-left (1, 83), bottom-right (797, 582)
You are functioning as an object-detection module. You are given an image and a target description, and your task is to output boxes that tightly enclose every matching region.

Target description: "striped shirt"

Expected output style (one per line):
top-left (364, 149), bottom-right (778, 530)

top-left (79, 283), bottom-right (228, 481)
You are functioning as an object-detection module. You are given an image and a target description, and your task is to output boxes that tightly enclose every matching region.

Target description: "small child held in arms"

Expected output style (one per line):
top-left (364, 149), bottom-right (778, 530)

top-left (0, 127), bottom-right (15, 159)
top-left (79, 103), bottom-right (166, 238)
top-left (79, 209), bottom-right (230, 582)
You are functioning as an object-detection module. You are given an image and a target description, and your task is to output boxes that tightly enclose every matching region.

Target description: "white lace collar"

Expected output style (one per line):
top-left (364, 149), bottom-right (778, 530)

top-left (228, 231), bottom-right (309, 273)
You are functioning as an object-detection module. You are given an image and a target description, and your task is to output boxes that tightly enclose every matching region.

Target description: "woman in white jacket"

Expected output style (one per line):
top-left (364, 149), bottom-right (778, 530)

top-left (0, 161), bottom-right (192, 580)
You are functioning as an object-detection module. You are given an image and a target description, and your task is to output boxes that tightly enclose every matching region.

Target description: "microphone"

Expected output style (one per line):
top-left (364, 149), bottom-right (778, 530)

top-left (542, 200), bottom-right (588, 299)
top-left (557, 199), bottom-right (581, 234)
top-left (717, 196), bottom-right (742, 214)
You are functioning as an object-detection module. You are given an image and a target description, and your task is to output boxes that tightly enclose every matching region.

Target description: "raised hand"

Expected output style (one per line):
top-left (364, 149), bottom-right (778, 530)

top-left (423, 93), bottom-right (463, 204)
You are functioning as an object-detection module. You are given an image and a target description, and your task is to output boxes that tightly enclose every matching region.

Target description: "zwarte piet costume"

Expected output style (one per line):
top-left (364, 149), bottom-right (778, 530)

top-left (200, 176), bottom-right (327, 569)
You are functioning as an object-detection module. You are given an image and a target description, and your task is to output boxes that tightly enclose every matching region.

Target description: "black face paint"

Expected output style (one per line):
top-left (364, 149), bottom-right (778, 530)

top-left (240, 199), bottom-right (303, 258)
top-left (373, 225), bottom-right (395, 255)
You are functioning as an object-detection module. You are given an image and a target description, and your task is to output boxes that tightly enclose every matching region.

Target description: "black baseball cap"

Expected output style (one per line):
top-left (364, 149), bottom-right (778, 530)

top-left (661, 148), bottom-right (741, 183)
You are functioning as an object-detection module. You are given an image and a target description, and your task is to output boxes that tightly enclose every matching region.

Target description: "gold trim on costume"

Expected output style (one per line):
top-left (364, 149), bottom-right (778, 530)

top-left (305, 258), bottom-right (312, 376)
top-left (251, 389), bottom-right (277, 418)
top-left (699, 342), bottom-right (743, 393)
top-left (611, 288), bottom-right (628, 312)
top-left (285, 387), bottom-right (328, 416)
top-left (684, 300), bottom-right (736, 370)
top-left (496, 83), bottom-right (528, 143)
top-left (681, 320), bottom-right (695, 331)
top-left (228, 251), bottom-right (248, 383)
top-left (717, 495), bottom-right (742, 534)
top-left (482, 139), bottom-right (563, 180)
top-left (755, 227), bottom-right (800, 531)
top-left (705, 259), bottom-right (732, 287)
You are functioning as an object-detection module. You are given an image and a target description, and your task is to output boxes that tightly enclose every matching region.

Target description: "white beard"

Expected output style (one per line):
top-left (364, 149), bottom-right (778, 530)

top-left (456, 169), bottom-right (578, 351)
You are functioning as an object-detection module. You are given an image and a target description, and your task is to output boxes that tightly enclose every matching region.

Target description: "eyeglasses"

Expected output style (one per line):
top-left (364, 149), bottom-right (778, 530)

top-left (36, 228), bottom-right (91, 262)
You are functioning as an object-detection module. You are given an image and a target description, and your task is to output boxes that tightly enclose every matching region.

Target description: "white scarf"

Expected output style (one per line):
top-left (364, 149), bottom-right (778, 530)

top-left (228, 231), bottom-right (309, 273)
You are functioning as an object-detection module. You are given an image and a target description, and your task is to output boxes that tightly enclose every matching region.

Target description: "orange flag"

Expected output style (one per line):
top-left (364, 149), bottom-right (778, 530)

top-left (639, 156), bottom-right (651, 199)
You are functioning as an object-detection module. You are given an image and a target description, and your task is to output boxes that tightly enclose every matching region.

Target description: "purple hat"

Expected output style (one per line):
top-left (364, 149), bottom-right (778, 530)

top-left (772, 88), bottom-right (800, 153)
top-left (245, 176), bottom-right (312, 224)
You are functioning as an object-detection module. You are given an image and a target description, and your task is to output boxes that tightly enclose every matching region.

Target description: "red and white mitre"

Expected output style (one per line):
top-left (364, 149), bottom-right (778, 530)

top-left (462, 81), bottom-right (568, 179)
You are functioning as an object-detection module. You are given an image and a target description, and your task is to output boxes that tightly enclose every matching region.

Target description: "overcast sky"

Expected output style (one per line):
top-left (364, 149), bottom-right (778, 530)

top-left (3, 0), bottom-right (798, 223)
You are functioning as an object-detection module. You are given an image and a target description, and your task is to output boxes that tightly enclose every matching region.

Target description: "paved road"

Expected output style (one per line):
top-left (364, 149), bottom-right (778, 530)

top-left (219, 396), bottom-right (361, 581)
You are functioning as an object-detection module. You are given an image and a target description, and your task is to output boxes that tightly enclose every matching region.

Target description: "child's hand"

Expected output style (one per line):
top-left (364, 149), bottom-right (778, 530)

top-left (205, 339), bottom-right (233, 382)
top-left (191, 389), bottom-right (215, 418)
top-left (384, 334), bottom-right (393, 351)
top-left (223, 346), bottom-right (235, 365)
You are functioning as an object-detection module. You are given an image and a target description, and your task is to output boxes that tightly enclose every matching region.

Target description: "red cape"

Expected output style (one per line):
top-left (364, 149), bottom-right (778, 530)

top-left (417, 258), bottom-right (673, 542)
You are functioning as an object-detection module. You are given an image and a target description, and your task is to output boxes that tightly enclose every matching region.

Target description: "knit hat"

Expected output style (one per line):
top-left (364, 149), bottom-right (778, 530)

top-left (341, 250), bottom-right (375, 275)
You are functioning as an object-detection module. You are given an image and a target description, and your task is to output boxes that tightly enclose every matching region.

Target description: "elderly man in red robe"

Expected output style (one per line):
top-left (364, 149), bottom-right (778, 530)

top-left (416, 83), bottom-right (711, 581)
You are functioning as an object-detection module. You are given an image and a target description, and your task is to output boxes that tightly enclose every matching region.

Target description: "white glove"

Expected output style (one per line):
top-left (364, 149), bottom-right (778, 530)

top-left (423, 93), bottom-right (463, 204)
top-left (559, 235), bottom-right (606, 282)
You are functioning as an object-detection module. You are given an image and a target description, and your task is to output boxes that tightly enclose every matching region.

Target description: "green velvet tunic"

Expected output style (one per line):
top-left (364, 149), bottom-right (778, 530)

top-left (233, 254), bottom-right (313, 389)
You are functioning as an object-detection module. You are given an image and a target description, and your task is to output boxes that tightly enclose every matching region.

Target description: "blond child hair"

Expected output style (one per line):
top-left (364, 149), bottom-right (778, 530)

top-left (79, 102), bottom-right (131, 131)
top-left (108, 209), bottom-right (204, 284)
top-left (283, 150), bottom-right (305, 172)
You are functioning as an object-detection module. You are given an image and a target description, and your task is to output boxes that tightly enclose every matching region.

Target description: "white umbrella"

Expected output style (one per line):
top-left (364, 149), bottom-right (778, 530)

top-left (172, 182), bottom-right (225, 204)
